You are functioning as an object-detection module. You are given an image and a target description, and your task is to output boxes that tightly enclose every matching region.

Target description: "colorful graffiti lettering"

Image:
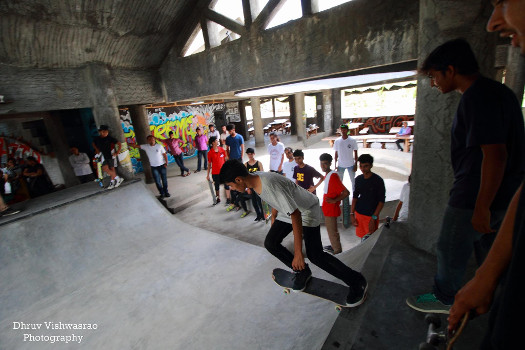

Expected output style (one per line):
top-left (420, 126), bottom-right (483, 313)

top-left (0, 137), bottom-right (42, 165)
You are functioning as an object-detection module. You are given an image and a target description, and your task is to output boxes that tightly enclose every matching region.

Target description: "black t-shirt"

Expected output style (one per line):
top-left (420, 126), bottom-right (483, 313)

top-left (93, 135), bottom-right (118, 161)
top-left (245, 160), bottom-right (261, 173)
top-left (449, 76), bottom-right (525, 210)
top-left (353, 173), bottom-right (386, 216)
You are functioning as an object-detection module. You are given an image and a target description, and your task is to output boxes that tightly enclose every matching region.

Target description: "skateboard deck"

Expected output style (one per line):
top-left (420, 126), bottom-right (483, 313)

top-left (342, 197), bottom-right (351, 228)
top-left (419, 312), bottom-right (470, 350)
top-left (92, 153), bottom-right (104, 187)
top-left (208, 180), bottom-right (217, 205)
top-left (262, 200), bottom-right (272, 224)
top-left (272, 268), bottom-right (354, 312)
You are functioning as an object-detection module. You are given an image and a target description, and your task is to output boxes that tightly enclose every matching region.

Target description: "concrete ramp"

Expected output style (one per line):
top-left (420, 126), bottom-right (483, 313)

top-left (0, 182), bottom-right (339, 349)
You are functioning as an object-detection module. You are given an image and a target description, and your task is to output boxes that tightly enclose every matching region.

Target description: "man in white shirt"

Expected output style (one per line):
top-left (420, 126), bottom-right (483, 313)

top-left (333, 124), bottom-right (358, 192)
top-left (129, 135), bottom-right (170, 198)
top-left (267, 132), bottom-right (285, 173)
top-left (281, 147), bottom-right (297, 181)
top-left (208, 124), bottom-right (220, 141)
top-left (69, 147), bottom-right (95, 183)
top-left (393, 175), bottom-right (410, 222)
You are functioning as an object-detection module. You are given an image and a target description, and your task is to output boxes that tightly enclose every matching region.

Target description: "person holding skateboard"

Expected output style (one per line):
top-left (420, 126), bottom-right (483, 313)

top-left (219, 159), bottom-right (367, 307)
top-left (351, 154), bottom-right (386, 241)
top-left (92, 125), bottom-right (124, 190)
top-left (319, 153), bottom-right (350, 255)
top-left (206, 136), bottom-right (227, 205)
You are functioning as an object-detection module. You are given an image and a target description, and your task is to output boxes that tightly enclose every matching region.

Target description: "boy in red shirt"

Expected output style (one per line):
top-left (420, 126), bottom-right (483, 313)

top-left (206, 136), bottom-right (227, 204)
top-left (319, 153), bottom-right (350, 254)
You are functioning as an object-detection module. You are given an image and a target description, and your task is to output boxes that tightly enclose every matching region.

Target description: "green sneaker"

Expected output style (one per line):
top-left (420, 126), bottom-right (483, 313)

top-left (226, 204), bottom-right (235, 212)
top-left (241, 210), bottom-right (250, 218)
top-left (406, 293), bottom-right (451, 314)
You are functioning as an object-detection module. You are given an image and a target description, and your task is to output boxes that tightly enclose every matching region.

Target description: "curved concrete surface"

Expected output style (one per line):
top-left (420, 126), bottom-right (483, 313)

top-left (0, 181), bottom-right (339, 349)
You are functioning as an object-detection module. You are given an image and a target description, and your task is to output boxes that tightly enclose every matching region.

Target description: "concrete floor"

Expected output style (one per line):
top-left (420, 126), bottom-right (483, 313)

top-left (5, 135), bottom-right (485, 350)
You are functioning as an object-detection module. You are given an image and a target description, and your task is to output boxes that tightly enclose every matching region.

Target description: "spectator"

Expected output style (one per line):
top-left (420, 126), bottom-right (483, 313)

top-left (225, 124), bottom-right (244, 162)
top-left (282, 147), bottom-right (297, 181)
top-left (69, 147), bottom-right (95, 183)
top-left (267, 132), bottom-right (285, 174)
top-left (23, 156), bottom-right (54, 197)
top-left (319, 153), bottom-right (350, 255)
top-left (194, 127), bottom-right (208, 173)
top-left (157, 131), bottom-right (190, 177)
top-left (220, 125), bottom-right (228, 150)
top-left (208, 124), bottom-right (220, 141)
top-left (333, 124), bottom-right (358, 192)
top-left (395, 121), bottom-right (412, 152)
top-left (245, 147), bottom-right (265, 222)
top-left (393, 175), bottom-right (411, 222)
top-left (292, 149), bottom-right (324, 194)
top-left (206, 136), bottom-right (227, 205)
top-left (351, 154), bottom-right (386, 241)
top-left (92, 125), bottom-right (123, 189)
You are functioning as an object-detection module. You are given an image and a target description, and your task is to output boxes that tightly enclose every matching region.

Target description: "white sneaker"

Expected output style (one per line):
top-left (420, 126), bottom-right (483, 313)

top-left (107, 180), bottom-right (116, 190)
top-left (114, 177), bottom-right (124, 188)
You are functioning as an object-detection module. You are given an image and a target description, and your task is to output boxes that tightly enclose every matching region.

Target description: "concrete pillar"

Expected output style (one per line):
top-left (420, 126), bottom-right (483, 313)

top-left (409, 0), bottom-right (498, 254)
top-left (505, 46), bottom-right (525, 103)
top-left (250, 97), bottom-right (265, 147)
top-left (321, 89), bottom-right (335, 135)
top-left (294, 93), bottom-right (306, 146)
top-left (43, 113), bottom-right (79, 187)
top-left (128, 105), bottom-right (153, 184)
top-left (84, 63), bottom-right (134, 180)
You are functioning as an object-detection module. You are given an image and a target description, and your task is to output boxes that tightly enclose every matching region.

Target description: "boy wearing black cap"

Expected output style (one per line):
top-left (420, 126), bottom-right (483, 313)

top-left (92, 125), bottom-right (124, 189)
top-left (245, 148), bottom-right (265, 222)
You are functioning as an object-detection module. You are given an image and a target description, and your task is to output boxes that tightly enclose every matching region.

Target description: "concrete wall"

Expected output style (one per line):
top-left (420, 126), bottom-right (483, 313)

top-left (161, 0), bottom-right (419, 101)
top-left (0, 65), bottom-right (164, 115)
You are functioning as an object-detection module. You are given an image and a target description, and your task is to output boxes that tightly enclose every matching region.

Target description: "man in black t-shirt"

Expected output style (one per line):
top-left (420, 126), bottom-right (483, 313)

top-left (350, 154), bottom-right (385, 241)
top-left (92, 125), bottom-right (124, 190)
top-left (406, 39), bottom-right (525, 315)
top-left (292, 149), bottom-right (324, 195)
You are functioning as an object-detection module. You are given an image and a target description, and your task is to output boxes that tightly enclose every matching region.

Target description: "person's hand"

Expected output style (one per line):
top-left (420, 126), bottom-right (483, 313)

top-left (393, 214), bottom-right (398, 221)
top-left (368, 219), bottom-right (377, 233)
top-left (353, 164), bottom-right (357, 172)
top-left (307, 186), bottom-right (315, 193)
top-left (206, 175), bottom-right (210, 181)
top-left (326, 197), bottom-right (337, 204)
top-left (472, 205), bottom-right (494, 233)
top-left (292, 252), bottom-right (305, 271)
top-left (164, 164), bottom-right (167, 168)
top-left (448, 275), bottom-right (494, 332)
top-left (246, 188), bottom-right (252, 194)
top-left (351, 215), bottom-right (357, 227)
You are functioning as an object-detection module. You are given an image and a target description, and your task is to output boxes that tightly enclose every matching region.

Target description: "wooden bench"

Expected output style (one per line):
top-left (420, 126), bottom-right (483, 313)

top-left (323, 134), bottom-right (413, 151)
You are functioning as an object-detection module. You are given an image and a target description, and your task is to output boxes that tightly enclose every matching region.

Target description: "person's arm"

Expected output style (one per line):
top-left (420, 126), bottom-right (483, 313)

top-left (353, 149), bottom-right (358, 172)
top-left (240, 143), bottom-right (245, 161)
top-left (309, 174), bottom-right (325, 193)
top-left (351, 197), bottom-right (358, 226)
top-left (258, 161), bottom-right (264, 172)
top-left (92, 142), bottom-right (100, 155)
top-left (334, 150), bottom-right (339, 169)
top-left (290, 209), bottom-right (305, 271)
top-left (277, 153), bottom-right (284, 172)
top-left (472, 144), bottom-right (507, 233)
top-left (369, 202), bottom-right (384, 233)
top-left (128, 142), bottom-right (140, 149)
top-left (448, 183), bottom-right (522, 331)
top-left (271, 207), bottom-right (278, 226)
top-left (163, 151), bottom-right (168, 167)
top-left (326, 188), bottom-right (350, 204)
top-left (393, 201), bottom-right (403, 221)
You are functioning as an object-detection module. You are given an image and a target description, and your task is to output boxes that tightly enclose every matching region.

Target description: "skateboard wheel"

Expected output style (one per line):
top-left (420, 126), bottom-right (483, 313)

top-left (335, 306), bottom-right (342, 313)
top-left (424, 314), bottom-right (441, 328)
top-left (283, 288), bottom-right (290, 294)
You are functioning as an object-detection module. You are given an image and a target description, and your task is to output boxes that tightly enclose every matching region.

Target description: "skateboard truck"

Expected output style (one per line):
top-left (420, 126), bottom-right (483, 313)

top-left (385, 216), bottom-right (392, 228)
top-left (419, 312), bottom-right (470, 350)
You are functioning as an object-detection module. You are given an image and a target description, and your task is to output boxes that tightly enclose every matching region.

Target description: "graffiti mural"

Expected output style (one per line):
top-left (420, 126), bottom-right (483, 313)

top-left (345, 115), bottom-right (414, 134)
top-left (0, 137), bottom-right (42, 165)
top-left (120, 103), bottom-right (228, 174)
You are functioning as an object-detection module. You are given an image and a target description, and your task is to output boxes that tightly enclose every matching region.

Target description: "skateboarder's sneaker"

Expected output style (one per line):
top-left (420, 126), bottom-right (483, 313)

top-left (226, 204), bottom-right (235, 212)
top-left (0, 207), bottom-right (20, 217)
top-left (323, 245), bottom-right (335, 254)
top-left (164, 192), bottom-right (171, 198)
top-left (107, 180), bottom-right (116, 189)
top-left (114, 177), bottom-right (124, 188)
top-left (214, 198), bottom-right (221, 205)
top-left (291, 265), bottom-right (312, 292)
top-left (240, 210), bottom-right (250, 218)
top-left (346, 278), bottom-right (368, 307)
top-left (406, 293), bottom-right (451, 314)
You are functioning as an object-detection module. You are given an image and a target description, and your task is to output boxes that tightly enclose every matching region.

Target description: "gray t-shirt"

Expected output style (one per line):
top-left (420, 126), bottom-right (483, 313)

top-left (257, 172), bottom-right (320, 227)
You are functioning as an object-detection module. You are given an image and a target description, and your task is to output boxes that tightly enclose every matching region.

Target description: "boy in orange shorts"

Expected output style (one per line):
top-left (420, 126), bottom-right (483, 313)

top-left (350, 154), bottom-right (385, 241)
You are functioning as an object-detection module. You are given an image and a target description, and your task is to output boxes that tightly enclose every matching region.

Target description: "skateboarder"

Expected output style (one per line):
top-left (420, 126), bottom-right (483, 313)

top-left (351, 154), bottom-right (385, 241)
top-left (219, 159), bottom-right (367, 307)
top-left (292, 149), bottom-right (324, 194)
top-left (319, 153), bottom-right (350, 255)
top-left (92, 125), bottom-right (124, 190)
top-left (406, 38), bottom-right (525, 315)
top-left (245, 147), bottom-right (265, 222)
top-left (206, 136), bottom-right (227, 205)
top-left (333, 124), bottom-right (358, 192)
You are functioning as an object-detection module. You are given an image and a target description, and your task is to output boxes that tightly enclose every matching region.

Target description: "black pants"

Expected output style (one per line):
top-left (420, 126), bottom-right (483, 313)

top-left (264, 220), bottom-right (363, 286)
top-left (232, 191), bottom-right (248, 211)
top-left (395, 139), bottom-right (404, 151)
top-left (251, 191), bottom-right (264, 219)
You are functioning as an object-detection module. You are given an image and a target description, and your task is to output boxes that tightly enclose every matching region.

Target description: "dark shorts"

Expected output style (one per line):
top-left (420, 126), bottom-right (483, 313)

top-left (212, 174), bottom-right (221, 192)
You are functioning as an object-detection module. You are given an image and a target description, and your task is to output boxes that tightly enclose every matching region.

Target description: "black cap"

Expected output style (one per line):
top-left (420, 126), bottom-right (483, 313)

top-left (246, 147), bottom-right (255, 154)
top-left (98, 125), bottom-right (109, 131)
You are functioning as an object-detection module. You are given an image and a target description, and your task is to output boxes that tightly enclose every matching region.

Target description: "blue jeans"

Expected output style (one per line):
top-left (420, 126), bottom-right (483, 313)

top-left (433, 205), bottom-right (505, 304)
top-left (337, 166), bottom-right (356, 192)
top-left (197, 150), bottom-right (208, 171)
top-left (151, 165), bottom-right (168, 196)
top-left (174, 154), bottom-right (189, 175)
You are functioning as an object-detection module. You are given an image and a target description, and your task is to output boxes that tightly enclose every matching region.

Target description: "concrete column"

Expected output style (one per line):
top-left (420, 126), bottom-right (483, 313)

top-left (250, 97), bottom-right (265, 147)
top-left (294, 93), bottom-right (306, 146)
top-left (321, 89), bottom-right (335, 135)
top-left (409, 0), bottom-right (498, 254)
top-left (128, 105), bottom-right (153, 184)
top-left (43, 113), bottom-right (79, 187)
top-left (505, 46), bottom-right (525, 103)
top-left (84, 63), bottom-right (134, 180)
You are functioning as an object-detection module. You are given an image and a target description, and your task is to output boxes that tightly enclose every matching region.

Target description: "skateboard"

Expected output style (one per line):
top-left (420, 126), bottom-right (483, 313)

top-left (208, 180), bottom-right (217, 205)
top-left (272, 268), bottom-right (361, 312)
top-left (342, 197), bottom-right (351, 228)
top-left (419, 312), bottom-right (470, 350)
top-left (262, 200), bottom-right (272, 224)
top-left (92, 153), bottom-right (104, 188)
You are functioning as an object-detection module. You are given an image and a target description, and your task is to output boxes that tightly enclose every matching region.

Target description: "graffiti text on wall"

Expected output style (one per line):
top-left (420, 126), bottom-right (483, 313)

top-left (0, 137), bottom-right (42, 165)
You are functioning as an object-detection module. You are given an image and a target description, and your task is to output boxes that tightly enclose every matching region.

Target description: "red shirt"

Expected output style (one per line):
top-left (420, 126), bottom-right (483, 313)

top-left (322, 172), bottom-right (346, 217)
top-left (207, 147), bottom-right (226, 175)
